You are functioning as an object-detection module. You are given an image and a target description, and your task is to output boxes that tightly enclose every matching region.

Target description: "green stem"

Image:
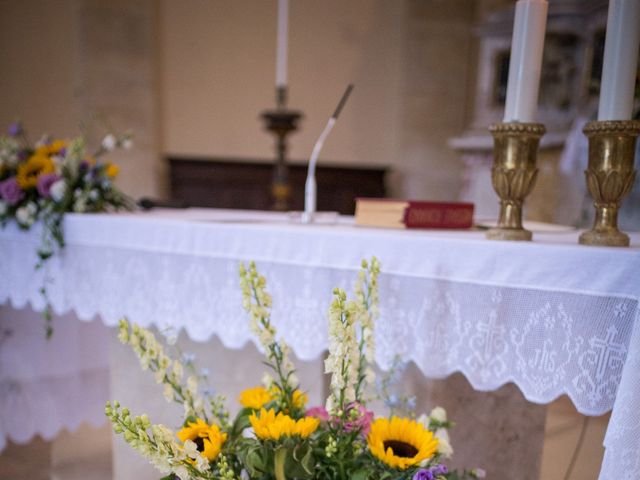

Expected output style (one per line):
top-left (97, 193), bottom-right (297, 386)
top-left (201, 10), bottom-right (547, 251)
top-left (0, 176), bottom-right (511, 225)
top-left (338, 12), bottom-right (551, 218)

top-left (274, 447), bottom-right (287, 480)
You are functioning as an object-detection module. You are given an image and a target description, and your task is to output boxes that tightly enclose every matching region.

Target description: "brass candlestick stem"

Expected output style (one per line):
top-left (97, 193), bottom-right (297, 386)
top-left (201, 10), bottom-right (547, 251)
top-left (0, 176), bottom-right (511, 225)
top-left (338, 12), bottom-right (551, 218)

top-left (486, 122), bottom-right (546, 241)
top-left (261, 86), bottom-right (303, 211)
top-left (579, 120), bottom-right (640, 247)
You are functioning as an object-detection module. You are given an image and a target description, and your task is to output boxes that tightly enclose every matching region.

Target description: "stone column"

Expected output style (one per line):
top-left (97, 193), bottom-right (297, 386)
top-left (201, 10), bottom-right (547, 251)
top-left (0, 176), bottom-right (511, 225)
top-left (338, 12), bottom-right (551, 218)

top-left (75, 0), bottom-right (163, 198)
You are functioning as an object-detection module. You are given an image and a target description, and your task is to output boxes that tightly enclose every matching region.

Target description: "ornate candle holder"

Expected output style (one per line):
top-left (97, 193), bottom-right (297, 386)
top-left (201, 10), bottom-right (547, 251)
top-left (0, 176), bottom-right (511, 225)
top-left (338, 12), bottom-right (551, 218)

top-left (579, 120), bottom-right (640, 247)
top-left (261, 86), bottom-right (302, 211)
top-left (486, 122), bottom-right (546, 241)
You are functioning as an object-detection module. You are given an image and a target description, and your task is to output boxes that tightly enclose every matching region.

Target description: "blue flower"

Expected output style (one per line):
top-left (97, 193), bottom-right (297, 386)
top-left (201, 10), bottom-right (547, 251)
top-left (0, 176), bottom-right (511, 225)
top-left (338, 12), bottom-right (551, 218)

top-left (8, 122), bottom-right (22, 137)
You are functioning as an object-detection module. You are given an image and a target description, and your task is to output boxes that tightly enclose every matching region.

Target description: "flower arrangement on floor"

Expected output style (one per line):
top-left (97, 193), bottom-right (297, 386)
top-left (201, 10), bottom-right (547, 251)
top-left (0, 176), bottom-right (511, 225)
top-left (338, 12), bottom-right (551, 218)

top-left (0, 122), bottom-right (132, 336)
top-left (106, 259), bottom-right (484, 480)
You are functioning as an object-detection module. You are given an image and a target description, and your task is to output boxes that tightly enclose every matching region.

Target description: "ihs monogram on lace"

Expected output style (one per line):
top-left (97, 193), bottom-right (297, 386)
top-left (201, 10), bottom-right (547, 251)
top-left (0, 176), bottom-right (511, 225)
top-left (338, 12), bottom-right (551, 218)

top-left (511, 303), bottom-right (582, 398)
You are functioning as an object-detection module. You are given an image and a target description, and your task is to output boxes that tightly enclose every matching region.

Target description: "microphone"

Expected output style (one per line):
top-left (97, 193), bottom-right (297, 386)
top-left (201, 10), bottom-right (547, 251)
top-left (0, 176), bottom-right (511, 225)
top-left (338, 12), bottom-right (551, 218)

top-left (302, 84), bottom-right (354, 223)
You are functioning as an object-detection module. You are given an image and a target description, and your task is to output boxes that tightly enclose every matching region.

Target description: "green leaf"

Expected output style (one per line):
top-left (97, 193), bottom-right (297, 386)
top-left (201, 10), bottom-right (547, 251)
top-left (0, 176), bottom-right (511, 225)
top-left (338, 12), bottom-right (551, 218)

top-left (285, 443), bottom-right (315, 479)
top-left (230, 407), bottom-right (254, 437)
top-left (350, 470), bottom-right (369, 480)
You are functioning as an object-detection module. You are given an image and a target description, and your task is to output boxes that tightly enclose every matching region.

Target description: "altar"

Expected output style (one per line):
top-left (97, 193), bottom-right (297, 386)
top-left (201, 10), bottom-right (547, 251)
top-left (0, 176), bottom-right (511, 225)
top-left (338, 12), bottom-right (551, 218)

top-left (1, 208), bottom-right (639, 480)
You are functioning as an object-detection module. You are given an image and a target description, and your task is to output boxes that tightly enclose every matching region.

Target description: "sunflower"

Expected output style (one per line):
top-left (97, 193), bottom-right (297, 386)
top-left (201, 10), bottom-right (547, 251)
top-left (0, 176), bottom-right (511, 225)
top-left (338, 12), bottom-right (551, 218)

top-left (239, 386), bottom-right (274, 410)
top-left (105, 163), bottom-right (120, 178)
top-left (367, 417), bottom-right (439, 470)
top-left (268, 386), bottom-right (308, 409)
top-left (16, 154), bottom-right (55, 190)
top-left (249, 408), bottom-right (319, 441)
top-left (47, 139), bottom-right (67, 155)
top-left (292, 389), bottom-right (308, 409)
top-left (177, 418), bottom-right (227, 461)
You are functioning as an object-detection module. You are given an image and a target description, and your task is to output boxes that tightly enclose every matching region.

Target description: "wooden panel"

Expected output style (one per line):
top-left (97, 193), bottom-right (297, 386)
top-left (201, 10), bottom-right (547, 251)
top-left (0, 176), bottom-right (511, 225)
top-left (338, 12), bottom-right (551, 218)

top-left (168, 157), bottom-right (388, 214)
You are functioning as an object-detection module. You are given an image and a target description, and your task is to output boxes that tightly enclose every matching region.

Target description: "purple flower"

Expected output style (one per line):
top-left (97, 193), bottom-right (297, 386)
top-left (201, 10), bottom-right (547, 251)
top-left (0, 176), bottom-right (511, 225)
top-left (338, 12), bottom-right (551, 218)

top-left (0, 177), bottom-right (24, 205)
top-left (8, 122), bottom-right (22, 137)
top-left (413, 465), bottom-right (448, 480)
top-left (37, 173), bottom-right (61, 198)
top-left (413, 470), bottom-right (434, 480)
top-left (343, 402), bottom-right (374, 435)
top-left (431, 465), bottom-right (448, 475)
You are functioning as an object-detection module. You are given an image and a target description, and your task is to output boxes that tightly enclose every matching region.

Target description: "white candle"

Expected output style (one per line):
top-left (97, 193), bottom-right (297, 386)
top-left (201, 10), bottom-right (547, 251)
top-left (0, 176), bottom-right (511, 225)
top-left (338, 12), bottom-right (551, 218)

top-left (276, 0), bottom-right (289, 88)
top-left (503, 0), bottom-right (549, 122)
top-left (597, 0), bottom-right (640, 121)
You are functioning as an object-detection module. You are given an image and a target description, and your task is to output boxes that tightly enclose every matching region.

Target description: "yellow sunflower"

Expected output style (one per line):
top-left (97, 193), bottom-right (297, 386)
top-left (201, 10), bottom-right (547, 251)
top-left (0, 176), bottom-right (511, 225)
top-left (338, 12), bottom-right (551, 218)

top-left (268, 386), bottom-right (308, 409)
top-left (292, 389), bottom-right (308, 409)
top-left (367, 417), bottom-right (439, 470)
top-left (239, 386), bottom-right (274, 410)
top-left (47, 139), bottom-right (67, 155)
top-left (177, 418), bottom-right (227, 461)
top-left (105, 163), bottom-right (120, 178)
top-left (249, 408), bottom-right (319, 441)
top-left (16, 154), bottom-right (55, 189)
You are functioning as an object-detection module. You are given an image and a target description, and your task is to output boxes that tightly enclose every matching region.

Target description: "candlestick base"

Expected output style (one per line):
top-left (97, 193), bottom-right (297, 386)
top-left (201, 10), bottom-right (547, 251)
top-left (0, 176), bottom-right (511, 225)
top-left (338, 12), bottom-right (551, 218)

top-left (578, 120), bottom-right (640, 247)
top-left (261, 107), bottom-right (302, 212)
top-left (486, 122), bottom-right (545, 242)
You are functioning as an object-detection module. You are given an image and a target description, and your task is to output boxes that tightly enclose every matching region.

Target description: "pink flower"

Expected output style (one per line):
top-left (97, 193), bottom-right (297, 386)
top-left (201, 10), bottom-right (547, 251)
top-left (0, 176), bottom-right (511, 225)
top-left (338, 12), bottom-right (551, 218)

top-left (306, 406), bottom-right (330, 422)
top-left (343, 402), bottom-right (374, 435)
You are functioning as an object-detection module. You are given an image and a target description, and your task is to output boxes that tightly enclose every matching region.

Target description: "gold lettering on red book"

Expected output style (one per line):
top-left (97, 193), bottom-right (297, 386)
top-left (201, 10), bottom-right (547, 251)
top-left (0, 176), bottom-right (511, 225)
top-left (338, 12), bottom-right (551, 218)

top-left (443, 209), bottom-right (472, 226)
top-left (407, 208), bottom-right (443, 225)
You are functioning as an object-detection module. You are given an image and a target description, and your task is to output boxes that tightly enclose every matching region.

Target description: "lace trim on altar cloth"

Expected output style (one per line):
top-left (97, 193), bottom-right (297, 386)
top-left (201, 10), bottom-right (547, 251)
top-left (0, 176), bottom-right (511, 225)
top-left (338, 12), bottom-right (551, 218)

top-left (2, 236), bottom-right (639, 480)
top-left (1, 241), bottom-right (636, 418)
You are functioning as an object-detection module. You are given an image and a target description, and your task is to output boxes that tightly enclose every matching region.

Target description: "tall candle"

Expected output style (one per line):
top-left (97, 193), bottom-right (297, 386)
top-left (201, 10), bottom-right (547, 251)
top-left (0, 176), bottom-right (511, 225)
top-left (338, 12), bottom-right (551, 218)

top-left (597, 0), bottom-right (640, 121)
top-left (503, 0), bottom-right (549, 122)
top-left (276, 0), bottom-right (289, 88)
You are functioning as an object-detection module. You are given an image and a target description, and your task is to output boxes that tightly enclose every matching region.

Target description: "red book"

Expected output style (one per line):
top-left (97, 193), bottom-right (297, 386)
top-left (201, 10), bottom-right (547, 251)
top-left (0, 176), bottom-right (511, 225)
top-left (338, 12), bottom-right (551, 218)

top-left (354, 198), bottom-right (474, 229)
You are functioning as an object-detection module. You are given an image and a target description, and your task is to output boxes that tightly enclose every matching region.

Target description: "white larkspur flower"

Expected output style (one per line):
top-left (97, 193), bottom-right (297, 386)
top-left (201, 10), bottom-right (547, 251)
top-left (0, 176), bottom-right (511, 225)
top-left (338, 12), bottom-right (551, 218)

top-left (73, 196), bottom-right (87, 213)
top-left (429, 406), bottom-right (448, 423)
top-left (35, 134), bottom-right (51, 148)
top-left (417, 413), bottom-right (429, 428)
top-left (186, 376), bottom-right (198, 396)
top-left (173, 465), bottom-right (190, 480)
top-left (183, 439), bottom-right (199, 459)
top-left (435, 428), bottom-right (454, 458)
top-left (102, 133), bottom-right (117, 151)
top-left (122, 137), bottom-right (134, 150)
top-left (16, 202), bottom-right (37, 227)
top-left (325, 288), bottom-right (360, 412)
top-left (172, 360), bottom-right (184, 379)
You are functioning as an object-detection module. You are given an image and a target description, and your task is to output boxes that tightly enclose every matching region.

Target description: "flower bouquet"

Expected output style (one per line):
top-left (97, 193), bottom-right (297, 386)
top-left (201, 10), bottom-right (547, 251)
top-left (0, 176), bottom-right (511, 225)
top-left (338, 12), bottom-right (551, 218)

top-left (0, 122), bottom-right (132, 335)
top-left (107, 259), bottom-right (484, 480)
top-left (0, 122), bottom-right (131, 244)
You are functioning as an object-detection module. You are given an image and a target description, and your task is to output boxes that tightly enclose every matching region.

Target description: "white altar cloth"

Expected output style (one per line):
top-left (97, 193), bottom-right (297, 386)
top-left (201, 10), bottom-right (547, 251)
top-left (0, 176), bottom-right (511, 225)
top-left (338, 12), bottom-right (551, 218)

top-left (1, 208), bottom-right (639, 479)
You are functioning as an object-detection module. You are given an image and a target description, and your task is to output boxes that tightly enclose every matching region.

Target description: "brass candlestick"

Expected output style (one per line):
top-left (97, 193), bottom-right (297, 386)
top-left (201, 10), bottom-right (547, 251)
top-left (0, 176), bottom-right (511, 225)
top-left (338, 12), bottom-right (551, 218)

top-left (261, 86), bottom-right (303, 211)
top-left (579, 120), bottom-right (640, 247)
top-left (486, 122), bottom-right (546, 241)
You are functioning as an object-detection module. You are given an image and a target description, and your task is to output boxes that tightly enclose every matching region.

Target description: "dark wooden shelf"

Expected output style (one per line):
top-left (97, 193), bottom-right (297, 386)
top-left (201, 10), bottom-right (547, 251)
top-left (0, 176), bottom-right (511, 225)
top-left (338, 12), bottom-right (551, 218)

top-left (168, 157), bottom-right (388, 215)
